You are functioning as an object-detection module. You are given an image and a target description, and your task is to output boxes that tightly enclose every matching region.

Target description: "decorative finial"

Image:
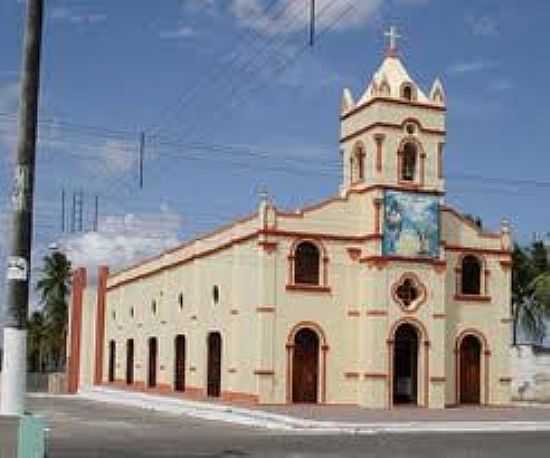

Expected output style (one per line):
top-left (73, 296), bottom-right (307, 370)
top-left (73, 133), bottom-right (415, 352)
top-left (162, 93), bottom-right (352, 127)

top-left (258, 185), bottom-right (269, 204)
top-left (384, 25), bottom-right (401, 56)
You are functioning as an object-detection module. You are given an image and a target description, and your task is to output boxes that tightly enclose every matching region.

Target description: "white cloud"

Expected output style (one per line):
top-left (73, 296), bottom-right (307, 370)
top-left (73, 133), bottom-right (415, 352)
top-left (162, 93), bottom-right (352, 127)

top-left (447, 59), bottom-right (498, 75)
top-left (186, 0), bottom-right (384, 35)
top-left (159, 25), bottom-right (196, 40)
top-left (49, 6), bottom-right (107, 25)
top-left (60, 208), bottom-right (183, 275)
top-left (234, 0), bottom-right (383, 34)
top-left (467, 14), bottom-right (499, 37)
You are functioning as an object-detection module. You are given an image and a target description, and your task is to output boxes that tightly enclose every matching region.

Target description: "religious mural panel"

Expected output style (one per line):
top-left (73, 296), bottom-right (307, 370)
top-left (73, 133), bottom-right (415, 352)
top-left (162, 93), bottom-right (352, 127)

top-left (382, 190), bottom-right (440, 258)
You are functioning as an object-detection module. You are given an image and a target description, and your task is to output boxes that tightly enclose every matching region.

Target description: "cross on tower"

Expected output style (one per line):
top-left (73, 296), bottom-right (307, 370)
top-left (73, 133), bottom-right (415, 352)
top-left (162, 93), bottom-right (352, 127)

top-left (384, 26), bottom-right (401, 54)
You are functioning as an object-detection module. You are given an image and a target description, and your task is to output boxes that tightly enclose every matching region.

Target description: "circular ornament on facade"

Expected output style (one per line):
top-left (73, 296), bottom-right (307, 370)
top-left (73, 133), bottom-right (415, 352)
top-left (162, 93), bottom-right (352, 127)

top-left (391, 273), bottom-right (427, 313)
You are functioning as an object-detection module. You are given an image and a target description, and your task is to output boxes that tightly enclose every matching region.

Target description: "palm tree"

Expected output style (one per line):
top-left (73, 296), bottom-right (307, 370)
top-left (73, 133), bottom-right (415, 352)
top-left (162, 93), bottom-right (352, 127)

top-left (512, 242), bottom-right (550, 345)
top-left (27, 311), bottom-right (47, 372)
top-left (35, 250), bottom-right (72, 371)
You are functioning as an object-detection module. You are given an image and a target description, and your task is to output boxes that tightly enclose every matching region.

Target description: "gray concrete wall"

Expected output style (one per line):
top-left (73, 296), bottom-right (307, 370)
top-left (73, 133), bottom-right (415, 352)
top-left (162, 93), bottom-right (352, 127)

top-left (511, 345), bottom-right (550, 402)
top-left (0, 372), bottom-right (65, 395)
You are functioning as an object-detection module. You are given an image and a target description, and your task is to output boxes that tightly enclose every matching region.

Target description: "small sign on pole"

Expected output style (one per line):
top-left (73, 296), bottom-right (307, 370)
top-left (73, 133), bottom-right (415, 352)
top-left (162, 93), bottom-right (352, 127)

top-left (6, 257), bottom-right (29, 281)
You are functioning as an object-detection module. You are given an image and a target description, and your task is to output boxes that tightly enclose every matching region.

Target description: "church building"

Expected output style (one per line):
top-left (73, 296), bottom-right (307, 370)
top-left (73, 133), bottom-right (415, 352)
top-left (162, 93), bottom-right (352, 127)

top-left (67, 30), bottom-right (513, 409)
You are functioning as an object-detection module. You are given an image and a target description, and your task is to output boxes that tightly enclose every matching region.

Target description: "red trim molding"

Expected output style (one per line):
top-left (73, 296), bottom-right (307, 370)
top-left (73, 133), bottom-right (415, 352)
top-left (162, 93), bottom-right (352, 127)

top-left (341, 97), bottom-right (446, 122)
top-left (454, 294), bottom-right (491, 303)
top-left (67, 267), bottom-right (87, 394)
top-left (391, 272), bottom-right (427, 313)
top-left (346, 247), bottom-right (362, 261)
top-left (345, 372), bottom-right (360, 379)
top-left (256, 306), bottom-right (276, 313)
top-left (286, 284), bottom-right (331, 293)
top-left (364, 372), bottom-right (388, 379)
top-left (108, 231), bottom-right (259, 290)
top-left (444, 244), bottom-right (510, 256)
top-left (94, 266), bottom-right (109, 385)
top-left (361, 255), bottom-right (446, 269)
top-left (366, 310), bottom-right (388, 317)
top-left (254, 369), bottom-right (275, 376)
top-left (221, 391), bottom-right (259, 404)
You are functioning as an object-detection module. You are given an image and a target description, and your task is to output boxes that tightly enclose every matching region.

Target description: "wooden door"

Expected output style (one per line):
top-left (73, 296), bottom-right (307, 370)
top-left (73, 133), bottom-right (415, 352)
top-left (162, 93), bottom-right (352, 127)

top-left (460, 335), bottom-right (481, 404)
top-left (108, 340), bottom-right (116, 382)
top-left (292, 329), bottom-right (319, 403)
top-left (126, 339), bottom-right (134, 385)
top-left (393, 323), bottom-right (419, 405)
top-left (207, 332), bottom-right (222, 397)
top-left (148, 337), bottom-right (158, 388)
top-left (174, 335), bottom-right (186, 392)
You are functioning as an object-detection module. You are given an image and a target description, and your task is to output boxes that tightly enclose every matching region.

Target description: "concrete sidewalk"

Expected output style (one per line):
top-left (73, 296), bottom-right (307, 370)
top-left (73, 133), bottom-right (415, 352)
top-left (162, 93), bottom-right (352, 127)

top-left (53, 387), bottom-right (550, 435)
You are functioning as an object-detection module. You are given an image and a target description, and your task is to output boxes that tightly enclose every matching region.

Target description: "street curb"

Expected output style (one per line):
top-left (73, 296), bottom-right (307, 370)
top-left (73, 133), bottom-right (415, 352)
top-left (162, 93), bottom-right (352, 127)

top-left (71, 387), bottom-right (550, 435)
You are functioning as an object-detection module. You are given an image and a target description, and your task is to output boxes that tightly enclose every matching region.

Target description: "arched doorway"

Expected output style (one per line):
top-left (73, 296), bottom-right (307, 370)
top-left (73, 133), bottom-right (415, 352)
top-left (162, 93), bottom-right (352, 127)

top-left (207, 332), bottom-right (222, 397)
top-left (292, 328), bottom-right (320, 403)
top-left (459, 335), bottom-right (482, 404)
top-left (126, 339), bottom-right (134, 385)
top-left (174, 335), bottom-right (186, 392)
top-left (148, 337), bottom-right (158, 388)
top-left (393, 323), bottom-right (419, 405)
top-left (108, 340), bottom-right (116, 383)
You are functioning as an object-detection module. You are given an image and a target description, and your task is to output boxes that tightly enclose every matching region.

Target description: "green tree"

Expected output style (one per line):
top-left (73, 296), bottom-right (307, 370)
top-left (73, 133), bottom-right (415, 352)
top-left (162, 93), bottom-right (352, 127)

top-left (35, 251), bottom-right (72, 370)
top-left (27, 311), bottom-right (47, 372)
top-left (512, 242), bottom-right (550, 345)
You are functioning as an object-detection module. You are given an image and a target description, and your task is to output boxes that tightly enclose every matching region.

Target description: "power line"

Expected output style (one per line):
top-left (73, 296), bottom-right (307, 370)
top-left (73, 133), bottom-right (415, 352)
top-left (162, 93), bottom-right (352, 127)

top-left (170, 0), bottom-right (352, 145)
top-left (146, 0), bottom-right (293, 138)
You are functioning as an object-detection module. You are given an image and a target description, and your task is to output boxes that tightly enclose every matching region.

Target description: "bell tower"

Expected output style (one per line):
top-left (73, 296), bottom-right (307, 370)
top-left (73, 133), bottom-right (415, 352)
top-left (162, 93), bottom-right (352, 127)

top-left (339, 27), bottom-right (447, 196)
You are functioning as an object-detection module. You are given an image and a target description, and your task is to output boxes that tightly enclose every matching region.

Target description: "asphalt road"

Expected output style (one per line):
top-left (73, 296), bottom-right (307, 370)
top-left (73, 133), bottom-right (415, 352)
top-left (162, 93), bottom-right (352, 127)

top-left (29, 396), bottom-right (550, 458)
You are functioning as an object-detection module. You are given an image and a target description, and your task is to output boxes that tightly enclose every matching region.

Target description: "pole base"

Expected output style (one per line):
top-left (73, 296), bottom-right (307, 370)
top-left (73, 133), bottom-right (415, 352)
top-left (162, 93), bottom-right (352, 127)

top-left (1, 328), bottom-right (27, 415)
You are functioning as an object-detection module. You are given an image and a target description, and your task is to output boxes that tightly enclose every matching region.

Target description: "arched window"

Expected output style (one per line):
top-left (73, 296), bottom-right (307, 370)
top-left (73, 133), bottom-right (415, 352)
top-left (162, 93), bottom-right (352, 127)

top-left (356, 147), bottom-right (365, 181)
top-left (401, 83), bottom-right (415, 101)
top-left (461, 255), bottom-right (482, 295)
top-left (401, 142), bottom-right (417, 182)
top-left (350, 145), bottom-right (365, 184)
top-left (294, 242), bottom-right (320, 285)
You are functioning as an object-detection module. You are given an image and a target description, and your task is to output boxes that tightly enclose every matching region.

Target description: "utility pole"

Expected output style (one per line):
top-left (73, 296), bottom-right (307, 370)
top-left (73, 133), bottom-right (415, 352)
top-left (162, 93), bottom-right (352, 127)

top-left (76, 190), bottom-right (84, 232)
top-left (71, 191), bottom-right (76, 233)
top-left (61, 188), bottom-right (66, 233)
top-left (1, 0), bottom-right (44, 416)
top-left (139, 131), bottom-right (145, 189)
top-left (309, 0), bottom-right (316, 46)
top-left (93, 194), bottom-right (99, 232)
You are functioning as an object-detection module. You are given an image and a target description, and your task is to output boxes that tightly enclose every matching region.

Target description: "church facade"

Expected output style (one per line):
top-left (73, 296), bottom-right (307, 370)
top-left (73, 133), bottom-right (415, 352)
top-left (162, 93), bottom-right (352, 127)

top-left (67, 39), bottom-right (513, 409)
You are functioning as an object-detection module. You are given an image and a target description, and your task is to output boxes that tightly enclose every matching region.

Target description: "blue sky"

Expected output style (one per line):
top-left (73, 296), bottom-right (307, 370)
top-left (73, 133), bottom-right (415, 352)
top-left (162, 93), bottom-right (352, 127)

top-left (1, 0), bottom-right (550, 304)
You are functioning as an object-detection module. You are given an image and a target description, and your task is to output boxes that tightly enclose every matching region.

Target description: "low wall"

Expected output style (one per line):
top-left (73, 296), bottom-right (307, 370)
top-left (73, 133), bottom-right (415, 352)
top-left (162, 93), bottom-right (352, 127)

top-left (0, 372), bottom-right (66, 395)
top-left (511, 345), bottom-right (550, 402)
